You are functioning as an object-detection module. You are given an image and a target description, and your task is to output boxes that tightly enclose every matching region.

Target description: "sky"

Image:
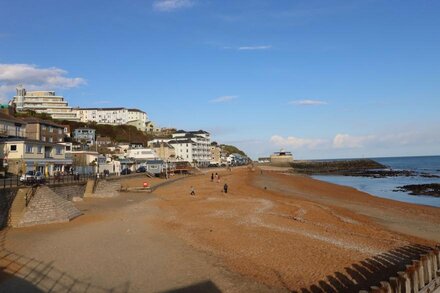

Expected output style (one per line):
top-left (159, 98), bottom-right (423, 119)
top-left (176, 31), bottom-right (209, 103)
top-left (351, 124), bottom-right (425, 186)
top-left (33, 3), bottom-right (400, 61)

top-left (0, 0), bottom-right (439, 160)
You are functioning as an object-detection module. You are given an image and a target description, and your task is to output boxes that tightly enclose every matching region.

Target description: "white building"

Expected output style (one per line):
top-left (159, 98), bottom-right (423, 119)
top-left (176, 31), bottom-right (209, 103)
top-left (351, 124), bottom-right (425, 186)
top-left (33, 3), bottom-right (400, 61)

top-left (75, 107), bottom-right (147, 131)
top-left (149, 130), bottom-right (211, 166)
top-left (126, 148), bottom-right (157, 160)
top-left (10, 86), bottom-right (80, 121)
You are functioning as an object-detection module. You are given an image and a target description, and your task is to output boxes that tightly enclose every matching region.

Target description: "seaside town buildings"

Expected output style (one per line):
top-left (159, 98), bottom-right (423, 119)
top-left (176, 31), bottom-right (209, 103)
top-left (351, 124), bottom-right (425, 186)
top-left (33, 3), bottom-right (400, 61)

top-left (1, 88), bottom-right (248, 176)
top-left (73, 128), bottom-right (96, 146)
top-left (11, 86), bottom-right (80, 121)
top-left (148, 141), bottom-right (175, 161)
top-left (0, 114), bottom-right (72, 175)
top-left (149, 130), bottom-right (211, 167)
top-left (75, 108), bottom-right (148, 131)
top-left (22, 118), bottom-right (65, 143)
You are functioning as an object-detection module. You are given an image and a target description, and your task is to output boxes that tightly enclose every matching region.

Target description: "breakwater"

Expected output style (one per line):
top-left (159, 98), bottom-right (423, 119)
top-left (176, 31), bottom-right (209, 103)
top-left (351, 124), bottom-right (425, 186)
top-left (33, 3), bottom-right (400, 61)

top-left (290, 159), bottom-right (386, 175)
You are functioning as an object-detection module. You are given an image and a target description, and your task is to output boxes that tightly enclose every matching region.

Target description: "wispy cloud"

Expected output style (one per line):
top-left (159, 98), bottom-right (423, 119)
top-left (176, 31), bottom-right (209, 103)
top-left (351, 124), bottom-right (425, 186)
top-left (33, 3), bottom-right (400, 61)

top-left (210, 95), bottom-right (238, 103)
top-left (332, 134), bottom-right (374, 148)
top-left (0, 63), bottom-right (86, 101)
top-left (270, 135), bottom-right (328, 150)
top-left (238, 45), bottom-right (272, 51)
top-left (153, 0), bottom-right (194, 12)
top-left (289, 99), bottom-right (327, 106)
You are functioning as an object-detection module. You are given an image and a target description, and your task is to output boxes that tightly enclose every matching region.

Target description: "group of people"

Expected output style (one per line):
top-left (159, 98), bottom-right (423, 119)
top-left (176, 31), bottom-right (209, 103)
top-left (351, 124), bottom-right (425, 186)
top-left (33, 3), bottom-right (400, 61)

top-left (190, 172), bottom-right (229, 196)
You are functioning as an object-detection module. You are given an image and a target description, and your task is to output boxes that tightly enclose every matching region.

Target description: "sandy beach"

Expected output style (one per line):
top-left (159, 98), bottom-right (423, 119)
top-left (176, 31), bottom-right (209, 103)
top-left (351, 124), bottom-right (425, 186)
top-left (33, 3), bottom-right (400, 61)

top-left (1, 167), bottom-right (439, 292)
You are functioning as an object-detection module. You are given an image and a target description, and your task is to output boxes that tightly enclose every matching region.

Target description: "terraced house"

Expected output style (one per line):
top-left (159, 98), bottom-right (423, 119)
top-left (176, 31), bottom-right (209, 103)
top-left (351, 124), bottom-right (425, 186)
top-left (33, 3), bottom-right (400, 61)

top-left (0, 138), bottom-right (72, 175)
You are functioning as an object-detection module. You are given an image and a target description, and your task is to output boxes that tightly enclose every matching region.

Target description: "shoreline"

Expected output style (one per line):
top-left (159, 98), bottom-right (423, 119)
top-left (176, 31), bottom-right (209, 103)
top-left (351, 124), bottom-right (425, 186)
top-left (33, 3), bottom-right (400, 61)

top-left (1, 167), bottom-right (439, 292)
top-left (311, 173), bottom-right (440, 208)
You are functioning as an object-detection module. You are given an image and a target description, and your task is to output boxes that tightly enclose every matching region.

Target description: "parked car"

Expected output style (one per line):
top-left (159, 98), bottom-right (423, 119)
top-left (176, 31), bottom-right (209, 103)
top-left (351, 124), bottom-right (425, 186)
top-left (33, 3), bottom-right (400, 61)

top-left (121, 168), bottom-right (132, 175)
top-left (20, 171), bottom-right (45, 184)
top-left (136, 166), bottom-right (146, 173)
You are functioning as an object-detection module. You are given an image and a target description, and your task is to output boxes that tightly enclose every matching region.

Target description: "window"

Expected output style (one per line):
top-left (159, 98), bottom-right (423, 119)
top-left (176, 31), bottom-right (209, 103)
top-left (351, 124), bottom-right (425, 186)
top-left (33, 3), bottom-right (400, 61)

top-left (37, 146), bottom-right (43, 154)
top-left (49, 137), bottom-right (53, 142)
top-left (66, 145), bottom-right (71, 151)
top-left (56, 147), bottom-right (62, 155)
top-left (49, 127), bottom-right (53, 133)
top-left (25, 144), bottom-right (33, 153)
top-left (41, 125), bottom-right (46, 131)
top-left (58, 129), bottom-right (62, 134)
top-left (10, 145), bottom-right (17, 151)
top-left (42, 136), bottom-right (46, 142)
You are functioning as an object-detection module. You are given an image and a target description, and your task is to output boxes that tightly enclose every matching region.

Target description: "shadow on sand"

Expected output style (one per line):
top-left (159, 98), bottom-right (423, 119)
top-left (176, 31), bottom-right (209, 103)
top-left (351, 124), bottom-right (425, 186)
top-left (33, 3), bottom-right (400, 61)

top-left (0, 228), bottom-right (130, 292)
top-left (159, 280), bottom-right (222, 293)
top-left (298, 244), bottom-right (434, 293)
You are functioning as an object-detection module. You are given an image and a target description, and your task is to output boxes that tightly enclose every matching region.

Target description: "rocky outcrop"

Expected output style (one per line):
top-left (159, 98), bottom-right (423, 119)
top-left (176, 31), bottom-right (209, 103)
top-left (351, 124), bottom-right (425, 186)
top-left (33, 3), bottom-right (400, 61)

top-left (395, 184), bottom-right (440, 197)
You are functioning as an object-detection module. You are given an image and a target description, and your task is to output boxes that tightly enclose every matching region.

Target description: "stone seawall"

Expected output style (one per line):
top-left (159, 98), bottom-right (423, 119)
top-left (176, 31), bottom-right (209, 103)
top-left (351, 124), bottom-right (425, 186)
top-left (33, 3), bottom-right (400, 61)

top-left (0, 188), bottom-right (18, 229)
top-left (50, 183), bottom-right (86, 200)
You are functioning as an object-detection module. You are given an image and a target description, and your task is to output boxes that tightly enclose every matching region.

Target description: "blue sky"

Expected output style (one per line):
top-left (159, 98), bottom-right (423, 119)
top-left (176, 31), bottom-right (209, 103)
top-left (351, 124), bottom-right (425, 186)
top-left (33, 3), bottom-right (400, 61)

top-left (1, 0), bottom-right (439, 159)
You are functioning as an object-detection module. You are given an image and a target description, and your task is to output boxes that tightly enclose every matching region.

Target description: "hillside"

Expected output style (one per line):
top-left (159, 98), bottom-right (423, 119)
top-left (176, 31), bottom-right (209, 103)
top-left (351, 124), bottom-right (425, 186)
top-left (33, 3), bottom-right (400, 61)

top-left (14, 111), bottom-right (153, 144)
top-left (220, 144), bottom-right (248, 157)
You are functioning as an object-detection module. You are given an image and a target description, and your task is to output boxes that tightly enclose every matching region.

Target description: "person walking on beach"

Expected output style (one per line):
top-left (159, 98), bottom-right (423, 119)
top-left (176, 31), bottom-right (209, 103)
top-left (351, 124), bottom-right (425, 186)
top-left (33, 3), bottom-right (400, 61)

top-left (190, 186), bottom-right (195, 196)
top-left (211, 173), bottom-right (214, 182)
top-left (217, 174), bottom-right (220, 183)
top-left (214, 172), bottom-right (218, 182)
top-left (223, 183), bottom-right (228, 194)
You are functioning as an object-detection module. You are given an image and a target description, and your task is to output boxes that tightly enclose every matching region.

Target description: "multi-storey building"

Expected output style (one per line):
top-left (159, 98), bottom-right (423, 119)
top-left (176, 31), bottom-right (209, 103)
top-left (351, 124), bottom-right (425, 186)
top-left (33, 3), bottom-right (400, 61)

top-left (10, 86), bottom-right (80, 121)
top-left (75, 108), bottom-right (148, 131)
top-left (0, 113), bottom-right (27, 138)
top-left (0, 138), bottom-right (72, 175)
top-left (22, 118), bottom-right (65, 143)
top-left (73, 128), bottom-right (96, 145)
top-left (149, 130), bottom-right (211, 166)
top-left (148, 141), bottom-right (175, 161)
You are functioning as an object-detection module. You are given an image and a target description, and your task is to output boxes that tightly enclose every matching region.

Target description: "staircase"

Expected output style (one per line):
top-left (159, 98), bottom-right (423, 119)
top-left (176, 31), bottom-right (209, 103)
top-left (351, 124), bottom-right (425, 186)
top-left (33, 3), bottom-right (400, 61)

top-left (83, 179), bottom-right (96, 197)
top-left (9, 188), bottom-right (31, 227)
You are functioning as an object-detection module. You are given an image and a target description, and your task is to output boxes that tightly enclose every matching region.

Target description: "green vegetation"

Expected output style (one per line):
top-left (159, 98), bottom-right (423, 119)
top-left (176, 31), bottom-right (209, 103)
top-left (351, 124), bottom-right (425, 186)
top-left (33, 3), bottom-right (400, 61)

top-left (14, 111), bottom-right (153, 144)
top-left (220, 144), bottom-right (247, 157)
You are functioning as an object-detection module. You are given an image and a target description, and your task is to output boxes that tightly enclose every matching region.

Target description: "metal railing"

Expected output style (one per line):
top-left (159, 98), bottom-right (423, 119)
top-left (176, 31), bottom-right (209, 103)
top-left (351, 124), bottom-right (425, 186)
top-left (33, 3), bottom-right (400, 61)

top-left (0, 173), bottom-right (102, 189)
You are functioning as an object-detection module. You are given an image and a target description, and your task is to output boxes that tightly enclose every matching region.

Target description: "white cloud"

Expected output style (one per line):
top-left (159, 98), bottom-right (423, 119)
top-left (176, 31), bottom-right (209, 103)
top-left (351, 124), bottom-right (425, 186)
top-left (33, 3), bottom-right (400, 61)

top-left (153, 0), bottom-right (194, 11)
top-left (0, 63), bottom-right (86, 101)
top-left (270, 135), bottom-right (328, 150)
top-left (289, 99), bottom-right (327, 106)
top-left (210, 95), bottom-right (238, 103)
top-left (238, 45), bottom-right (272, 51)
top-left (332, 134), bottom-right (375, 148)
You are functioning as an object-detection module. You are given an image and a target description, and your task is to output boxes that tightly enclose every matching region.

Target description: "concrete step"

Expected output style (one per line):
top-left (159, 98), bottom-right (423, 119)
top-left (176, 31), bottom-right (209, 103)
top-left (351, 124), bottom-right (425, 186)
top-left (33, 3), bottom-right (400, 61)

top-left (83, 179), bottom-right (96, 197)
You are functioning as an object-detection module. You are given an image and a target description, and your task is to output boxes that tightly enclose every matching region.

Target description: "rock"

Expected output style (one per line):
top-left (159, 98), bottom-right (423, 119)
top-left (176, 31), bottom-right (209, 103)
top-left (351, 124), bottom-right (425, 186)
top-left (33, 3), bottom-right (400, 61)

top-left (394, 184), bottom-right (440, 197)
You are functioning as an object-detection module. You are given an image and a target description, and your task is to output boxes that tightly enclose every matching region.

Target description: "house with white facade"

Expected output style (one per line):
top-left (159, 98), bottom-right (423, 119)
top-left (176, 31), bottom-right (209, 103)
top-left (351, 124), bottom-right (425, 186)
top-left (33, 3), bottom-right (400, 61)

top-left (149, 130), bottom-right (211, 167)
top-left (75, 107), bottom-right (148, 131)
top-left (126, 148), bottom-right (157, 160)
top-left (10, 86), bottom-right (80, 121)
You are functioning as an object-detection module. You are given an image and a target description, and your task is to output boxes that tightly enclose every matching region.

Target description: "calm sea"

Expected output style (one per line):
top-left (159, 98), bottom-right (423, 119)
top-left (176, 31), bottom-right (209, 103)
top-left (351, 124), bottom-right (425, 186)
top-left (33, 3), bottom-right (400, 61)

top-left (312, 155), bottom-right (440, 208)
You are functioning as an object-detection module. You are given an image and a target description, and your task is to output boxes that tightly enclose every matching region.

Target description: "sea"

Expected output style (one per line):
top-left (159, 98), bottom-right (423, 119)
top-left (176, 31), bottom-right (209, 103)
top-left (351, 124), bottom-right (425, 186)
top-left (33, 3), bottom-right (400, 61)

top-left (312, 155), bottom-right (440, 208)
